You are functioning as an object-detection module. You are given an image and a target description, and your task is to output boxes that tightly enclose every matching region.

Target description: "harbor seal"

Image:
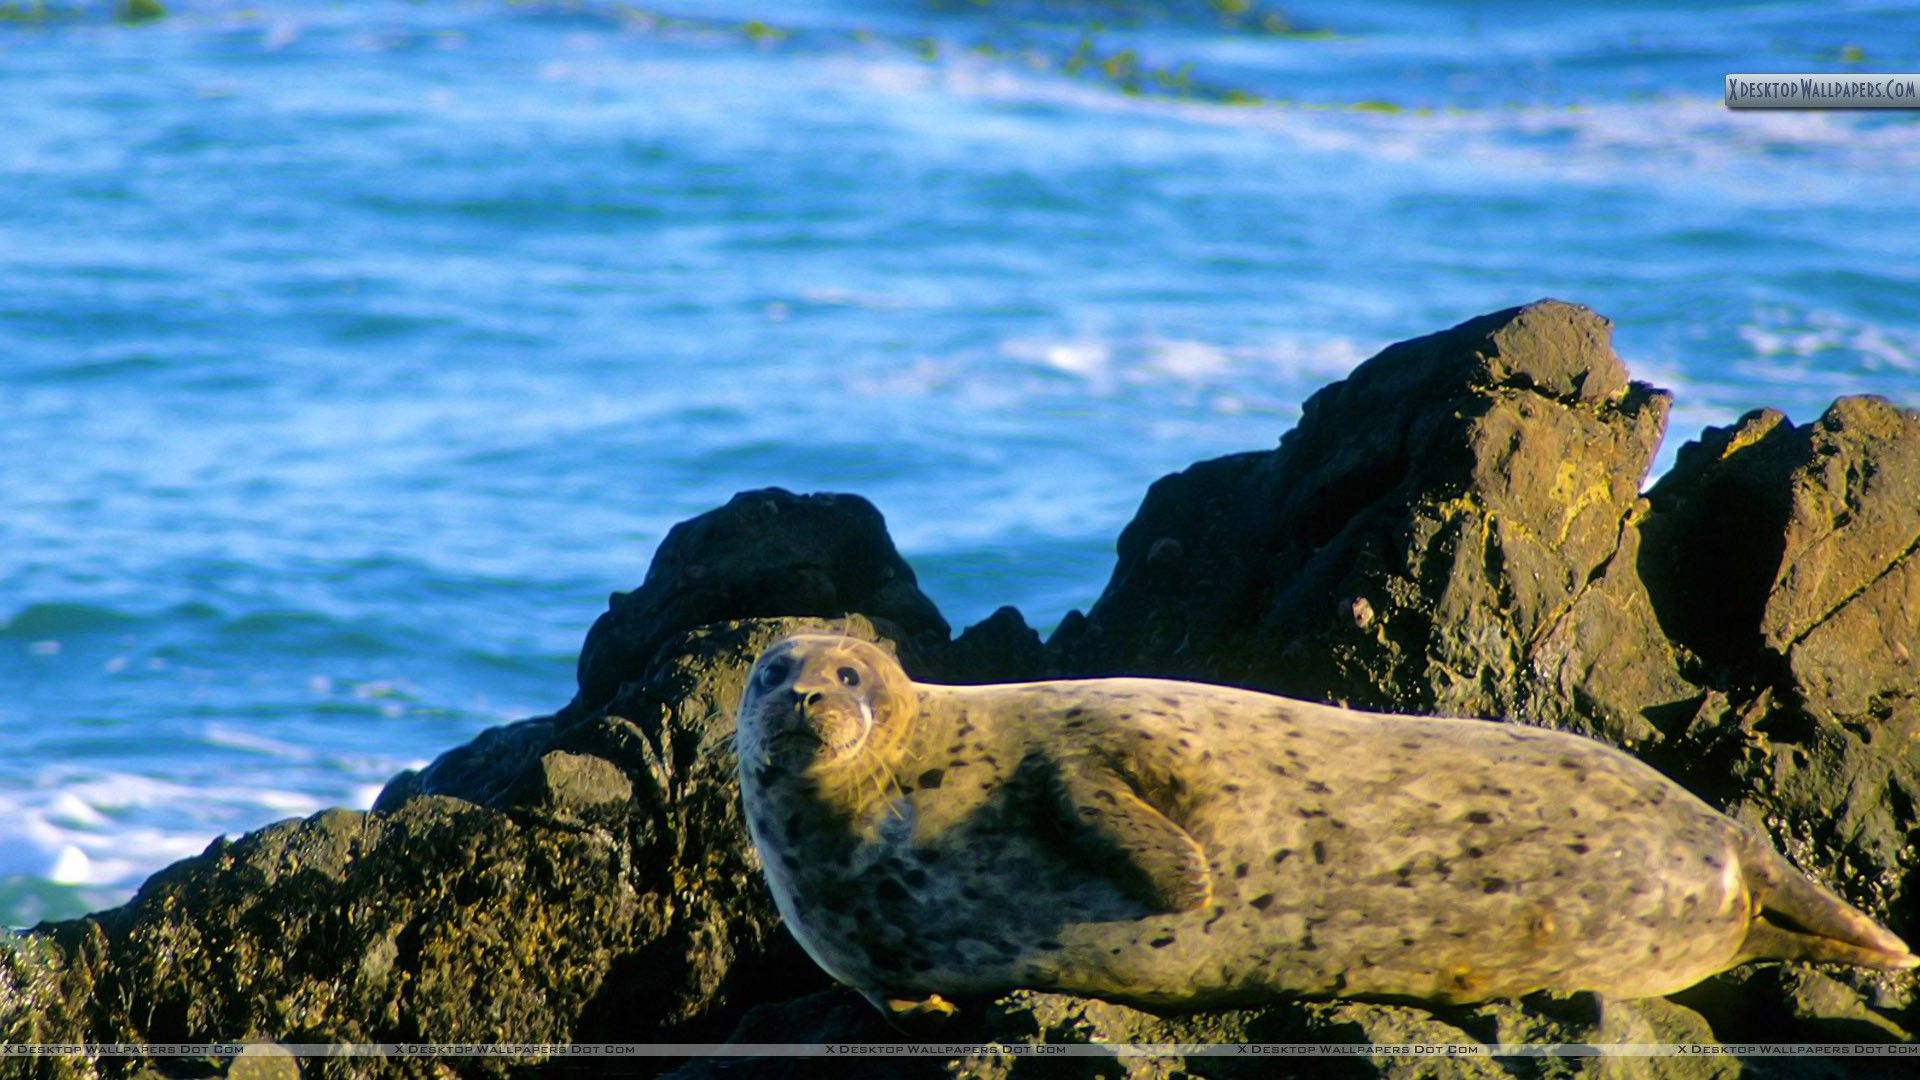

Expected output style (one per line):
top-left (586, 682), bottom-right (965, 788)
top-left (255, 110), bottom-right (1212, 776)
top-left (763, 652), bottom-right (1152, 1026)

top-left (735, 633), bottom-right (1917, 1020)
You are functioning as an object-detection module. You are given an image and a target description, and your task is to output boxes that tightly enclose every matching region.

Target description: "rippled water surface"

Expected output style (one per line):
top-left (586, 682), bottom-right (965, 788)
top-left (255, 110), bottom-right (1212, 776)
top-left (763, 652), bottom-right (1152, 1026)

top-left (4, 0), bottom-right (1919, 926)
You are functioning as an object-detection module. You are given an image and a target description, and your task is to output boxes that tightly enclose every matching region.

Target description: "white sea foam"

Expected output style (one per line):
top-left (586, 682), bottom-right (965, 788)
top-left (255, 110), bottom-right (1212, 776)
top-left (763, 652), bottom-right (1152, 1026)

top-left (1145, 340), bottom-right (1231, 381)
top-left (842, 56), bottom-right (1920, 194)
top-left (0, 768), bottom-right (328, 891)
top-left (1740, 306), bottom-right (1920, 373)
top-left (1000, 331), bottom-right (1369, 394)
top-left (796, 287), bottom-right (912, 311)
top-left (261, 19), bottom-right (301, 52)
top-left (1001, 338), bottom-right (1113, 380)
top-left (203, 723), bottom-right (318, 761)
top-left (46, 792), bottom-right (108, 830)
top-left (48, 846), bottom-right (92, 886)
top-left (349, 782), bottom-right (393, 809)
top-left (254, 789), bottom-right (327, 814)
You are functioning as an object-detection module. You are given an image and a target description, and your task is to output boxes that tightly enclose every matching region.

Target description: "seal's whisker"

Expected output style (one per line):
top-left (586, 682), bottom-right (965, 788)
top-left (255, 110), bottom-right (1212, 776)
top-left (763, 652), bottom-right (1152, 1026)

top-left (863, 756), bottom-right (902, 817)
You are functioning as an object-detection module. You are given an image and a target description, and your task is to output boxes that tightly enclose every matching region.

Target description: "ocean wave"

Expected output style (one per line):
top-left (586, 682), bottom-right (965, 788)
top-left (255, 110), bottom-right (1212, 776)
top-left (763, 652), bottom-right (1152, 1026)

top-left (0, 602), bottom-right (146, 639)
top-left (825, 52), bottom-right (1920, 189)
top-left (0, 755), bottom-right (422, 924)
top-left (837, 330), bottom-right (1368, 414)
top-left (1000, 331), bottom-right (1367, 388)
top-left (200, 722), bottom-right (320, 761)
top-left (1740, 304), bottom-right (1920, 374)
top-left (0, 768), bottom-right (317, 884)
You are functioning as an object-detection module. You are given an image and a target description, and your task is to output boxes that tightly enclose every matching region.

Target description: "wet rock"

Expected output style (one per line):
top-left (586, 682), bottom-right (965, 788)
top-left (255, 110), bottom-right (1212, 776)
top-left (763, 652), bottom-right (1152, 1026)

top-left (11, 796), bottom-right (642, 1077)
top-left (934, 605), bottom-right (1048, 684)
top-left (1304, 1003), bottom-right (1508, 1079)
top-left (1677, 965), bottom-right (1914, 1079)
top-left (372, 711), bottom-right (560, 810)
top-left (571, 489), bottom-right (949, 718)
top-left (1641, 398), bottom-right (1920, 964)
top-left (1584, 998), bottom-right (1735, 1080)
top-left (1761, 398), bottom-right (1920, 681)
top-left (0, 929), bottom-right (93, 1076)
top-left (375, 488), bottom-right (949, 814)
top-left (498, 750), bottom-right (634, 818)
top-left (1769, 968), bottom-right (1910, 1042)
top-left (1045, 300), bottom-right (1917, 1065)
top-left (1639, 408), bottom-right (1801, 677)
top-left (6, 615), bottom-right (908, 1078)
top-left (1055, 299), bottom-right (1687, 747)
top-left (226, 1043), bottom-right (302, 1080)
top-left (679, 986), bottom-right (1727, 1080)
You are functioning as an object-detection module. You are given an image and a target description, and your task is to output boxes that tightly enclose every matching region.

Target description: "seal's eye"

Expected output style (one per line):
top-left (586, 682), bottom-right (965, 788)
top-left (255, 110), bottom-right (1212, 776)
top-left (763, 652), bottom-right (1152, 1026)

top-left (758, 660), bottom-right (791, 687)
top-left (837, 666), bottom-right (861, 688)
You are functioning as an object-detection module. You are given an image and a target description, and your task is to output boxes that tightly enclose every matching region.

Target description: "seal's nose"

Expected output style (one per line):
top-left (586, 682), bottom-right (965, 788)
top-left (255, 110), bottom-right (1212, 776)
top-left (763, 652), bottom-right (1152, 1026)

top-left (803, 690), bottom-right (825, 711)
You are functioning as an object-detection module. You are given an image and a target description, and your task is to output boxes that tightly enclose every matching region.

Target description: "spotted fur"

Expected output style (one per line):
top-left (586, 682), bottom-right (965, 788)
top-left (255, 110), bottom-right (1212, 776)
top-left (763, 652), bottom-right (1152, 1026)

top-left (735, 635), bottom-right (1916, 1013)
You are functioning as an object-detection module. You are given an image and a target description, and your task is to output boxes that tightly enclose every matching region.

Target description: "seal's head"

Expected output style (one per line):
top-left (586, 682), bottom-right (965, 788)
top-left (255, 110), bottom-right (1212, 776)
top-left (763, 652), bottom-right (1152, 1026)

top-left (737, 634), bottom-right (919, 780)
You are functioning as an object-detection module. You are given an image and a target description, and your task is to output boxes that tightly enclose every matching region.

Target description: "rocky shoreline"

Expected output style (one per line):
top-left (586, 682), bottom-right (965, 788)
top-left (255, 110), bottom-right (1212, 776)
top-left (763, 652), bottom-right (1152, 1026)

top-left (4, 301), bottom-right (1916, 1078)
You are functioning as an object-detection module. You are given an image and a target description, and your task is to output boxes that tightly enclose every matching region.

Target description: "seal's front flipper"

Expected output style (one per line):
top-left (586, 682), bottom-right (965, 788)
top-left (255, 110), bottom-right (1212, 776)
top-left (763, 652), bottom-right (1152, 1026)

top-left (1052, 757), bottom-right (1212, 913)
top-left (864, 990), bottom-right (960, 1035)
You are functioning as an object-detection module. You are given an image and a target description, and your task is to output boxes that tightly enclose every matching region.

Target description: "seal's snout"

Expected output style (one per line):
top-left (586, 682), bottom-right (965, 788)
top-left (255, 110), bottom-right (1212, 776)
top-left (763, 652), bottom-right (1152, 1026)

top-left (794, 680), bottom-right (872, 759)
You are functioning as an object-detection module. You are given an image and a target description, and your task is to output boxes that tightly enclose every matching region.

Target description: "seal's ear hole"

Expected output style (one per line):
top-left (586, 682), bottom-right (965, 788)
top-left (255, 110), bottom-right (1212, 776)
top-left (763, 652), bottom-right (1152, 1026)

top-left (838, 666), bottom-right (861, 688)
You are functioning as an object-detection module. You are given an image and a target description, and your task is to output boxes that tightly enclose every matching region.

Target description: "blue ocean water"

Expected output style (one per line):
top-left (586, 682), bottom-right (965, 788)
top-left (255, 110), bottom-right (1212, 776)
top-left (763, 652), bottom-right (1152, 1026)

top-left (3, 0), bottom-right (1918, 928)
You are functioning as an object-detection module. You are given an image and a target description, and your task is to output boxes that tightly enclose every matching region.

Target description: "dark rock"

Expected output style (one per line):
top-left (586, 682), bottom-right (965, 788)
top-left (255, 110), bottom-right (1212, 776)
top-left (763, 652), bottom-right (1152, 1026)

top-left (377, 488), bottom-right (951, 814)
top-left (680, 986), bottom-right (1727, 1080)
top-left (666, 990), bottom-right (914, 1080)
top-left (372, 711), bottom-right (560, 809)
top-left (498, 750), bottom-right (635, 818)
top-left (13, 796), bottom-right (643, 1076)
top-left (1057, 299), bottom-right (1687, 747)
top-left (571, 489), bottom-right (949, 718)
top-left (1640, 407), bottom-right (1806, 680)
top-left (1678, 965), bottom-right (1910, 1045)
top-left (1044, 300), bottom-right (1917, 1065)
top-left (1641, 398), bottom-right (1920, 963)
top-left (1641, 396), bottom-right (1920, 710)
top-left (5, 616), bottom-right (906, 1078)
top-left (933, 605), bottom-right (1048, 684)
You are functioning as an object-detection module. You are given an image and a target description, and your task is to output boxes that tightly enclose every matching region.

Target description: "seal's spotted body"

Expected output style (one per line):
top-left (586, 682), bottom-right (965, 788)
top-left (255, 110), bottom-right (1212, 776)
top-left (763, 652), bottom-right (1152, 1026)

top-left (736, 635), bottom-right (1916, 1016)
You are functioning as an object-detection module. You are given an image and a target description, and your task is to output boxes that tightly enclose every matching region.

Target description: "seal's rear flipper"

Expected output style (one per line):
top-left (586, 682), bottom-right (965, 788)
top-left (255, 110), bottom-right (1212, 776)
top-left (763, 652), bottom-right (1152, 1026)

top-left (1734, 835), bottom-right (1918, 970)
